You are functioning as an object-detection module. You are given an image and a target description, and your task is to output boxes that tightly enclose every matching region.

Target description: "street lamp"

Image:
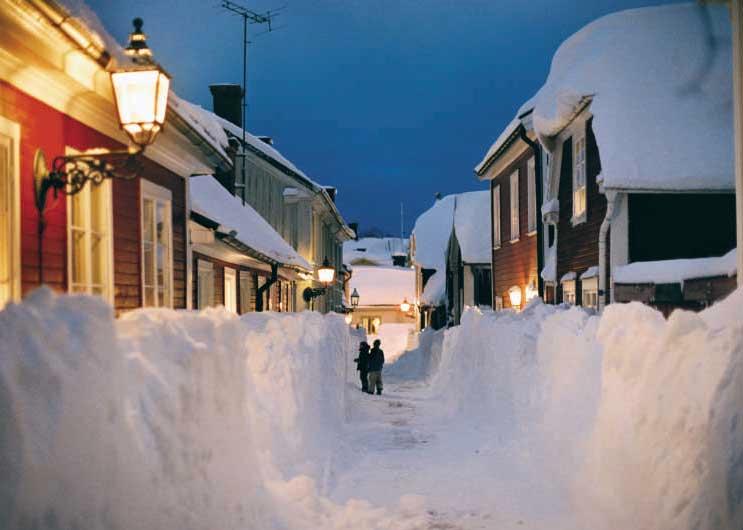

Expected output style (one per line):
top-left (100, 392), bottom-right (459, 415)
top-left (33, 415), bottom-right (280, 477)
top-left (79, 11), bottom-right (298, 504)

top-left (508, 285), bottom-right (522, 310)
top-left (34, 18), bottom-right (170, 213)
top-left (400, 298), bottom-right (411, 313)
top-left (303, 257), bottom-right (336, 303)
top-left (350, 288), bottom-right (360, 308)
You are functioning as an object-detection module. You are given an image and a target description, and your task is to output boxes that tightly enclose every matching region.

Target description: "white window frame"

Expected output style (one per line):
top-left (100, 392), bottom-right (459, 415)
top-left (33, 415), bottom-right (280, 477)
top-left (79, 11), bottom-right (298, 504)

top-left (581, 276), bottom-right (598, 310)
top-left (0, 115), bottom-right (21, 310)
top-left (561, 279), bottom-right (576, 305)
top-left (224, 267), bottom-right (237, 313)
top-left (66, 147), bottom-right (114, 303)
top-left (509, 170), bottom-right (519, 242)
top-left (197, 259), bottom-right (214, 309)
top-left (140, 179), bottom-right (174, 308)
top-left (572, 133), bottom-right (587, 225)
top-left (527, 157), bottom-right (537, 235)
top-left (492, 185), bottom-right (501, 249)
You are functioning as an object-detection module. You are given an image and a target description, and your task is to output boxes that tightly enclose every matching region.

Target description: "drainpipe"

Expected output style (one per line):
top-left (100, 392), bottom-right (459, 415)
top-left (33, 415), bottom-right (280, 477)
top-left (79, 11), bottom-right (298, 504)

top-left (598, 191), bottom-right (618, 311)
top-left (518, 125), bottom-right (544, 298)
top-left (255, 263), bottom-right (278, 312)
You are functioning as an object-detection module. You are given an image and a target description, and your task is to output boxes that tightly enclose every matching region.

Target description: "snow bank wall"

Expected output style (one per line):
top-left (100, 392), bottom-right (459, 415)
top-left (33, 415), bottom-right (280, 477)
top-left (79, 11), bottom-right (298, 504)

top-left (428, 295), bottom-right (742, 530)
top-left (0, 288), bottom-right (355, 530)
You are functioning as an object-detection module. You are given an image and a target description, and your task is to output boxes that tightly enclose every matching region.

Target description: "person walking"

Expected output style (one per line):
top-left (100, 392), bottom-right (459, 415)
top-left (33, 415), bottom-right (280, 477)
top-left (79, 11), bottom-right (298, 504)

top-left (367, 339), bottom-right (385, 395)
top-left (354, 341), bottom-right (370, 393)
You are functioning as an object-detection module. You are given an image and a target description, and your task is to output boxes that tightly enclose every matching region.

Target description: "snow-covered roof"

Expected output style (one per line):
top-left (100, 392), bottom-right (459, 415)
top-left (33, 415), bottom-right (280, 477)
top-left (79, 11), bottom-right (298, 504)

top-left (190, 175), bottom-right (311, 270)
top-left (348, 266), bottom-right (415, 306)
top-left (343, 237), bottom-right (408, 267)
top-left (169, 95), bottom-right (231, 160)
top-left (412, 195), bottom-right (456, 272)
top-left (580, 266), bottom-right (599, 280)
top-left (474, 96), bottom-right (536, 175)
top-left (453, 191), bottom-right (491, 263)
top-left (613, 248), bottom-right (736, 286)
top-left (529, 3), bottom-right (733, 192)
top-left (560, 271), bottom-right (577, 283)
top-left (420, 271), bottom-right (445, 307)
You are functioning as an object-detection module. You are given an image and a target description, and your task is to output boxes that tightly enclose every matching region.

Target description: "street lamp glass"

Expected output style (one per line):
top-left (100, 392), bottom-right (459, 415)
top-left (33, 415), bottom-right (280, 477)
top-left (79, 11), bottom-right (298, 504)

top-left (111, 67), bottom-right (170, 147)
top-left (317, 257), bottom-right (335, 285)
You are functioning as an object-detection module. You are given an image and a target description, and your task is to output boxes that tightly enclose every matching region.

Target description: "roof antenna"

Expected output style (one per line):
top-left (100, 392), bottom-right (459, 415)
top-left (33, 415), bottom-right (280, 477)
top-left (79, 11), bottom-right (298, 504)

top-left (220, 1), bottom-right (282, 204)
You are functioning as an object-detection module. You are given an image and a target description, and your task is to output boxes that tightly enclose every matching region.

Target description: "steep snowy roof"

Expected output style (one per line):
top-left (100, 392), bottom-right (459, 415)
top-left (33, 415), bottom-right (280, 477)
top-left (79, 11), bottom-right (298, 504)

top-left (169, 95), bottom-right (231, 160)
top-left (190, 175), bottom-right (311, 270)
top-left (528, 3), bottom-right (733, 192)
top-left (474, 95), bottom-right (536, 175)
top-left (453, 191), bottom-right (491, 264)
top-left (348, 266), bottom-right (415, 306)
top-left (343, 237), bottom-right (408, 267)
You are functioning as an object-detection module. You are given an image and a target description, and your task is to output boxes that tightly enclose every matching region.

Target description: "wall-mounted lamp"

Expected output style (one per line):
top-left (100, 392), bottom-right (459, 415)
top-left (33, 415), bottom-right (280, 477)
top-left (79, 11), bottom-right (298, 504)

top-left (400, 298), bottom-right (411, 313)
top-left (525, 280), bottom-right (538, 303)
top-left (350, 288), bottom-right (360, 308)
top-left (303, 257), bottom-right (336, 303)
top-left (508, 285), bottom-right (522, 309)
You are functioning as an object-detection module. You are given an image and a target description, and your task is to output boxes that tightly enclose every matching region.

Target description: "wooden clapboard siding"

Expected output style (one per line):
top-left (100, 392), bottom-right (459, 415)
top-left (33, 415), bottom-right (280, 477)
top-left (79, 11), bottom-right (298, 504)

top-left (113, 178), bottom-right (140, 311)
top-left (555, 118), bottom-right (606, 304)
top-left (491, 146), bottom-right (538, 309)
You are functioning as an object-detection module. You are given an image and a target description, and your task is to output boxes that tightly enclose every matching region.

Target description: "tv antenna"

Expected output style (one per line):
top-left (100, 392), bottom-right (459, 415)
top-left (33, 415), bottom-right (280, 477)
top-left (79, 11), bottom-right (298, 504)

top-left (220, 0), bottom-right (282, 202)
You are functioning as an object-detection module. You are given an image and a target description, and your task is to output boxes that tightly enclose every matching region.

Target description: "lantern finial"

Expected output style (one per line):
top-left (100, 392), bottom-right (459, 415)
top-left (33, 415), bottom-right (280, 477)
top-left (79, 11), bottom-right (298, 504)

top-left (125, 17), bottom-right (153, 62)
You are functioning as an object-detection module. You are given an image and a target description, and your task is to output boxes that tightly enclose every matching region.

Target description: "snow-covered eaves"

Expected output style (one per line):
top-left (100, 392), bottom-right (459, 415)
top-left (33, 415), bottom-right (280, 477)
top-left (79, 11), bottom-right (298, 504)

top-left (348, 266), bottom-right (415, 306)
top-left (420, 270), bottom-right (445, 307)
top-left (529, 3), bottom-right (734, 192)
top-left (613, 248), bottom-right (736, 286)
top-left (474, 97), bottom-right (536, 177)
top-left (412, 195), bottom-right (456, 271)
top-left (190, 175), bottom-right (311, 271)
top-left (453, 191), bottom-right (491, 264)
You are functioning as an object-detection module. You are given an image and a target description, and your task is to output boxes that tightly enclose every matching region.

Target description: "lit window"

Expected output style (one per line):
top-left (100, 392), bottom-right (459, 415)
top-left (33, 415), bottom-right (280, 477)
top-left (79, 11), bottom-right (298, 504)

top-left (197, 259), bottom-right (214, 308)
top-left (493, 185), bottom-right (501, 248)
top-left (572, 134), bottom-right (587, 223)
top-left (239, 270), bottom-right (253, 313)
top-left (510, 170), bottom-right (519, 242)
top-left (141, 180), bottom-right (172, 307)
top-left (67, 149), bottom-right (113, 302)
top-left (581, 275), bottom-right (598, 310)
top-left (527, 157), bottom-right (536, 234)
top-left (224, 267), bottom-right (237, 313)
top-left (561, 278), bottom-right (576, 305)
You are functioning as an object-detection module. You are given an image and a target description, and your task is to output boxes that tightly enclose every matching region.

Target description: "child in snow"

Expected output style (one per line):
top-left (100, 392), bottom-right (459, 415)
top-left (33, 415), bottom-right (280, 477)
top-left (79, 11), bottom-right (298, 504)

top-left (354, 341), bottom-right (370, 392)
top-left (367, 339), bottom-right (385, 395)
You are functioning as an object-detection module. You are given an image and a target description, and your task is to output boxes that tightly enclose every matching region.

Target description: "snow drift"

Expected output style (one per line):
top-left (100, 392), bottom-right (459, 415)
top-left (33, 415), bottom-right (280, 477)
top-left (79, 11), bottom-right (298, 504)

top-left (405, 293), bottom-right (742, 529)
top-left (0, 288), bottom-right (425, 530)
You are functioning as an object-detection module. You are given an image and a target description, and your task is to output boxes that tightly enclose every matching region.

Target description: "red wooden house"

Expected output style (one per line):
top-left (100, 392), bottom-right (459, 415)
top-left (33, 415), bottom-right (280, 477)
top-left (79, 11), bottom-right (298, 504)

top-left (0, 0), bottom-right (228, 312)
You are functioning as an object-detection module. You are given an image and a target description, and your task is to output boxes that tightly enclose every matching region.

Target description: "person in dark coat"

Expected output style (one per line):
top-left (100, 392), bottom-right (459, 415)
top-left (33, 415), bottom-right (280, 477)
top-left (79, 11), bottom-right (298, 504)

top-left (353, 341), bottom-right (370, 392)
top-left (367, 339), bottom-right (385, 395)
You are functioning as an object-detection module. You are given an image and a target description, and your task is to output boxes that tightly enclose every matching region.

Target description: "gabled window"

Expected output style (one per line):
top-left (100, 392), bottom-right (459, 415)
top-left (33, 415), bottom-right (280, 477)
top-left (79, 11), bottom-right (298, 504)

top-left (510, 170), bottom-right (519, 242)
top-left (527, 157), bottom-right (536, 234)
top-left (67, 148), bottom-right (113, 302)
top-left (492, 185), bottom-right (501, 249)
top-left (572, 134), bottom-right (587, 224)
top-left (141, 180), bottom-right (173, 308)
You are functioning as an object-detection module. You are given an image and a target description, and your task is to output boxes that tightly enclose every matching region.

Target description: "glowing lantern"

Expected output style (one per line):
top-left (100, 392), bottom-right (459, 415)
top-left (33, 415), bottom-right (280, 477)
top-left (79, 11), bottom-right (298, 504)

top-left (400, 298), bottom-right (411, 313)
top-left (317, 257), bottom-right (335, 285)
top-left (508, 285), bottom-right (522, 309)
top-left (350, 288), bottom-right (360, 308)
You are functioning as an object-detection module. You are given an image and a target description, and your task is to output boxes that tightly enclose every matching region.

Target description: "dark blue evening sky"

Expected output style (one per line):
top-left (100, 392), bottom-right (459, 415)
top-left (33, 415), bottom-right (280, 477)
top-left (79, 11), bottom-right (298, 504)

top-left (90, 0), bottom-right (682, 236)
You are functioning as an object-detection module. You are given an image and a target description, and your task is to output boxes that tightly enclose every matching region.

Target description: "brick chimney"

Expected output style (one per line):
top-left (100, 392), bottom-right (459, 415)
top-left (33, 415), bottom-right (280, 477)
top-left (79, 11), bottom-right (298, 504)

top-left (209, 84), bottom-right (242, 128)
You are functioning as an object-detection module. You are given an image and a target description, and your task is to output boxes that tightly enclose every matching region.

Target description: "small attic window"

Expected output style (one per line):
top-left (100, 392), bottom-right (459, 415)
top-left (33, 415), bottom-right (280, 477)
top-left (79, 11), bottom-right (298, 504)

top-left (355, 248), bottom-right (366, 252)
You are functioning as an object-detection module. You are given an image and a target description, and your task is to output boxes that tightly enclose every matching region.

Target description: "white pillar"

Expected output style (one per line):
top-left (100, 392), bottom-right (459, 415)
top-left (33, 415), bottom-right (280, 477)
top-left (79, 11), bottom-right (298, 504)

top-left (733, 0), bottom-right (743, 284)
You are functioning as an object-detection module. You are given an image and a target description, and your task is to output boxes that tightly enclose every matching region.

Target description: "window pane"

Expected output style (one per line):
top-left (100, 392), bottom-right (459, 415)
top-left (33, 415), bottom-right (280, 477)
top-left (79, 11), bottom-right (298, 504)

top-left (71, 189), bottom-right (85, 228)
top-left (143, 242), bottom-right (154, 287)
top-left (90, 183), bottom-right (107, 232)
top-left (144, 285), bottom-right (156, 306)
top-left (71, 228), bottom-right (87, 287)
top-left (90, 232), bottom-right (106, 289)
top-left (143, 199), bottom-right (154, 243)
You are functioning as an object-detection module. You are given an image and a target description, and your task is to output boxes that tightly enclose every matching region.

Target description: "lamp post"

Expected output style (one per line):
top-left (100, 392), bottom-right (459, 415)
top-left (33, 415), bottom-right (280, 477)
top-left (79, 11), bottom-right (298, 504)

top-left (33, 18), bottom-right (170, 284)
top-left (303, 257), bottom-right (336, 304)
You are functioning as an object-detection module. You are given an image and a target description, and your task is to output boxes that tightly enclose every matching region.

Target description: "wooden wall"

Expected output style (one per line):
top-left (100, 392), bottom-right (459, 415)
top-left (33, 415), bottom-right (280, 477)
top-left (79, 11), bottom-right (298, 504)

top-left (555, 118), bottom-right (606, 304)
top-left (491, 147), bottom-right (538, 309)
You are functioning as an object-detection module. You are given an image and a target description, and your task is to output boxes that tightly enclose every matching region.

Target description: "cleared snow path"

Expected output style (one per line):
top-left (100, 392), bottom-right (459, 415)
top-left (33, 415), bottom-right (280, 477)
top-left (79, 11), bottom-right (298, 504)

top-left (331, 375), bottom-right (576, 530)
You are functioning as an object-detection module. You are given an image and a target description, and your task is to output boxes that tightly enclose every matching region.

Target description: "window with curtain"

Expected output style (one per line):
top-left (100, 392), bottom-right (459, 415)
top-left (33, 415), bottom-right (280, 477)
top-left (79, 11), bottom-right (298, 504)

top-left (493, 185), bottom-right (501, 249)
top-left (141, 180), bottom-right (172, 307)
top-left (510, 170), bottom-right (519, 242)
top-left (527, 157), bottom-right (536, 234)
top-left (67, 148), bottom-right (113, 302)
top-left (572, 134), bottom-right (587, 223)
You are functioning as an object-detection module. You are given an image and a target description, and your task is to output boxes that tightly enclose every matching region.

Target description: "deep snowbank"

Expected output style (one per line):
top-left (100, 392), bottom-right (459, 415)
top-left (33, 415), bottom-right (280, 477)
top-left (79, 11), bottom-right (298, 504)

top-left (0, 288), bottom-right (426, 530)
top-left (411, 294), bottom-right (742, 529)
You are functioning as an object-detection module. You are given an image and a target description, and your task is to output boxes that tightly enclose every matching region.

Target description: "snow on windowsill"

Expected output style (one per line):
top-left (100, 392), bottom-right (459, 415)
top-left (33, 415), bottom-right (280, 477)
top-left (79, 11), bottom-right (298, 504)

top-left (613, 249), bottom-right (737, 287)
